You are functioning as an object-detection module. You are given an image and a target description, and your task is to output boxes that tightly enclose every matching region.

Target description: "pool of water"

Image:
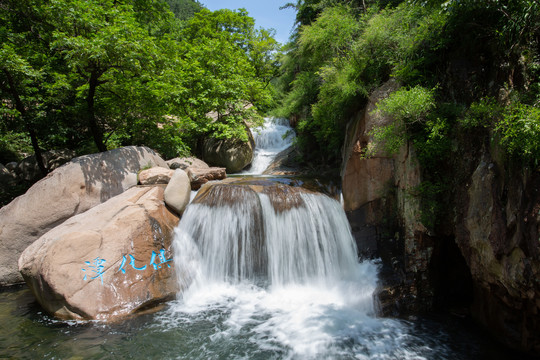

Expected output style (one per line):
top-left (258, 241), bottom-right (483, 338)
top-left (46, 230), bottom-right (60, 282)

top-left (0, 284), bottom-right (529, 360)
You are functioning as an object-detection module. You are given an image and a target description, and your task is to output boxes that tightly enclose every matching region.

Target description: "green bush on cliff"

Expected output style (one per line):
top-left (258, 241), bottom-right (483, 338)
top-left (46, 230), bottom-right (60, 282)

top-left (496, 102), bottom-right (540, 165)
top-left (460, 97), bottom-right (540, 165)
top-left (375, 86), bottom-right (436, 124)
top-left (366, 86), bottom-right (436, 157)
top-left (460, 98), bottom-right (502, 129)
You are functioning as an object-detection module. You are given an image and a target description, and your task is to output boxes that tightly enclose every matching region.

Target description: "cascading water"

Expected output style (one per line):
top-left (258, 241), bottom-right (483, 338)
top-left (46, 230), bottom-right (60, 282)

top-left (242, 117), bottom-right (295, 175)
top-left (0, 180), bottom-right (523, 359)
top-left (166, 182), bottom-right (435, 359)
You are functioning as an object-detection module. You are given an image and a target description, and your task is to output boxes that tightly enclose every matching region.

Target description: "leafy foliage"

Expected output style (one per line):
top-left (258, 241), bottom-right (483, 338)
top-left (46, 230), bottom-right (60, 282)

top-left (0, 0), bottom-right (280, 164)
top-left (374, 86), bottom-right (436, 124)
top-left (496, 102), bottom-right (540, 164)
top-left (165, 0), bottom-right (203, 20)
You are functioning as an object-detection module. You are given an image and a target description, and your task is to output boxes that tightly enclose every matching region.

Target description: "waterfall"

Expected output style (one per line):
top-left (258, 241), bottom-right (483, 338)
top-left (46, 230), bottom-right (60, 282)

top-left (170, 182), bottom-right (387, 358)
top-left (175, 183), bottom-right (362, 288)
top-left (243, 117), bottom-right (295, 175)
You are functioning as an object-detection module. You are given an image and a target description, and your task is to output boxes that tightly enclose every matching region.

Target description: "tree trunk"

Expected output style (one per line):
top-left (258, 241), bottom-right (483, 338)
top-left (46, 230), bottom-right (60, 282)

top-left (87, 70), bottom-right (107, 152)
top-left (2, 69), bottom-right (47, 175)
top-left (25, 124), bottom-right (47, 176)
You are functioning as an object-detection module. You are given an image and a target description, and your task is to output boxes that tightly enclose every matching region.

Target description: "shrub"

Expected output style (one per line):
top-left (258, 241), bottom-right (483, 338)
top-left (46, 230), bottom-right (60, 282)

top-left (366, 86), bottom-right (436, 156)
top-left (496, 102), bottom-right (540, 165)
top-left (375, 85), bottom-right (436, 124)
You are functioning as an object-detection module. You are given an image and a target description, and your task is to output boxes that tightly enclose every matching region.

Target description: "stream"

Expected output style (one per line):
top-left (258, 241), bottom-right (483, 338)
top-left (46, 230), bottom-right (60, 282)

top-left (0, 118), bottom-right (530, 359)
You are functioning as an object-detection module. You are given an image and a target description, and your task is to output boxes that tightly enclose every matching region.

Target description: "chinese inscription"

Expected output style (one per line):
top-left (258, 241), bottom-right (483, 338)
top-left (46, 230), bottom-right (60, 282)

top-left (82, 249), bottom-right (173, 284)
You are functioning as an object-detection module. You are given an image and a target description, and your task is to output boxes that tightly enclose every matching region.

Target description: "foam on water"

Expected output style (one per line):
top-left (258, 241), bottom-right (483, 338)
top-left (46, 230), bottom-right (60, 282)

top-left (166, 187), bottom-right (452, 359)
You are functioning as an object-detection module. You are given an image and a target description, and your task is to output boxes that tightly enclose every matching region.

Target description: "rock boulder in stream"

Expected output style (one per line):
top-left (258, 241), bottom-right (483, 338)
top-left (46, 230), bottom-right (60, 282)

top-left (0, 146), bottom-right (167, 286)
top-left (18, 186), bottom-right (185, 321)
top-left (203, 127), bottom-right (255, 173)
top-left (164, 169), bottom-right (191, 215)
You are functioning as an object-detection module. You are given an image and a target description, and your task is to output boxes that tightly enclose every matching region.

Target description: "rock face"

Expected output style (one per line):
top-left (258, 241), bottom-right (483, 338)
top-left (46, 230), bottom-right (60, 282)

top-left (454, 153), bottom-right (540, 354)
top-left (342, 80), bottom-right (540, 355)
top-left (138, 167), bottom-right (174, 185)
top-left (341, 80), bottom-right (434, 314)
top-left (203, 127), bottom-right (255, 173)
top-left (164, 169), bottom-right (191, 215)
top-left (19, 186), bottom-right (184, 321)
top-left (0, 146), bottom-right (167, 286)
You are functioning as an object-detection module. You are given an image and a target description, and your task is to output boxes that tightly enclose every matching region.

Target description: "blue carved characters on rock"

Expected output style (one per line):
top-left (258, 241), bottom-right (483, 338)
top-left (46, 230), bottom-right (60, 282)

top-left (82, 249), bottom-right (174, 285)
top-left (118, 255), bottom-right (148, 274)
top-left (150, 249), bottom-right (173, 270)
top-left (82, 257), bottom-right (106, 284)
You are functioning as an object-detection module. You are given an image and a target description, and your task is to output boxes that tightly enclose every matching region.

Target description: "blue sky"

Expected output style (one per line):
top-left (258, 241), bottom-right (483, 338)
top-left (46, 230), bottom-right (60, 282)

top-left (200, 1), bottom-right (297, 45)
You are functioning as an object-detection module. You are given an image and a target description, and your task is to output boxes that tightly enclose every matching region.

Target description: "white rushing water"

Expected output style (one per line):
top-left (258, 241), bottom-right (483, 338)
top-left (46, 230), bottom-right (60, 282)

top-left (165, 186), bottom-right (444, 359)
top-left (242, 117), bottom-right (295, 175)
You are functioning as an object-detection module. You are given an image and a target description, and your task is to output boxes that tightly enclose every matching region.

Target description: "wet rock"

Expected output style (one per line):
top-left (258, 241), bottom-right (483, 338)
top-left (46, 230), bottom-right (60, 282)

top-left (138, 167), bottom-right (174, 185)
top-left (0, 146), bottom-right (167, 286)
top-left (193, 180), bottom-right (313, 212)
top-left (164, 169), bottom-right (191, 215)
top-left (263, 146), bottom-right (301, 176)
top-left (18, 186), bottom-right (185, 321)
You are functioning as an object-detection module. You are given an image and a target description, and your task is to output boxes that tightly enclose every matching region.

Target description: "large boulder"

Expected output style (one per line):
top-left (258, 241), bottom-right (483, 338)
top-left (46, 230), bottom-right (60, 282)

top-left (0, 146), bottom-right (167, 286)
top-left (165, 157), bottom-right (226, 190)
top-left (187, 167), bottom-right (226, 190)
top-left (203, 127), bottom-right (255, 173)
top-left (19, 186), bottom-right (186, 321)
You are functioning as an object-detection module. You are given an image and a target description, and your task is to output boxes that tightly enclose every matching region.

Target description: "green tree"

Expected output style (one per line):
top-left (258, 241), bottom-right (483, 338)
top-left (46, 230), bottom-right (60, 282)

top-left (0, 0), bottom-right (62, 173)
top-left (165, 0), bottom-right (203, 20)
top-left (48, 0), bottom-right (173, 152)
top-left (167, 9), bottom-right (280, 142)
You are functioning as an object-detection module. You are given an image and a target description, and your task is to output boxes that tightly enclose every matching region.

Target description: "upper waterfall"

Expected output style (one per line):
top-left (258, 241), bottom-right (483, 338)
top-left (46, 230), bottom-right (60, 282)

top-left (242, 117), bottom-right (295, 175)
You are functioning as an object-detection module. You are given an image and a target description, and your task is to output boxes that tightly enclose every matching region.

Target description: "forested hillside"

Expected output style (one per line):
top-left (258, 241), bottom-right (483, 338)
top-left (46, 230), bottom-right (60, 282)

top-left (275, 0), bottom-right (539, 170)
top-left (0, 0), bottom-right (278, 169)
